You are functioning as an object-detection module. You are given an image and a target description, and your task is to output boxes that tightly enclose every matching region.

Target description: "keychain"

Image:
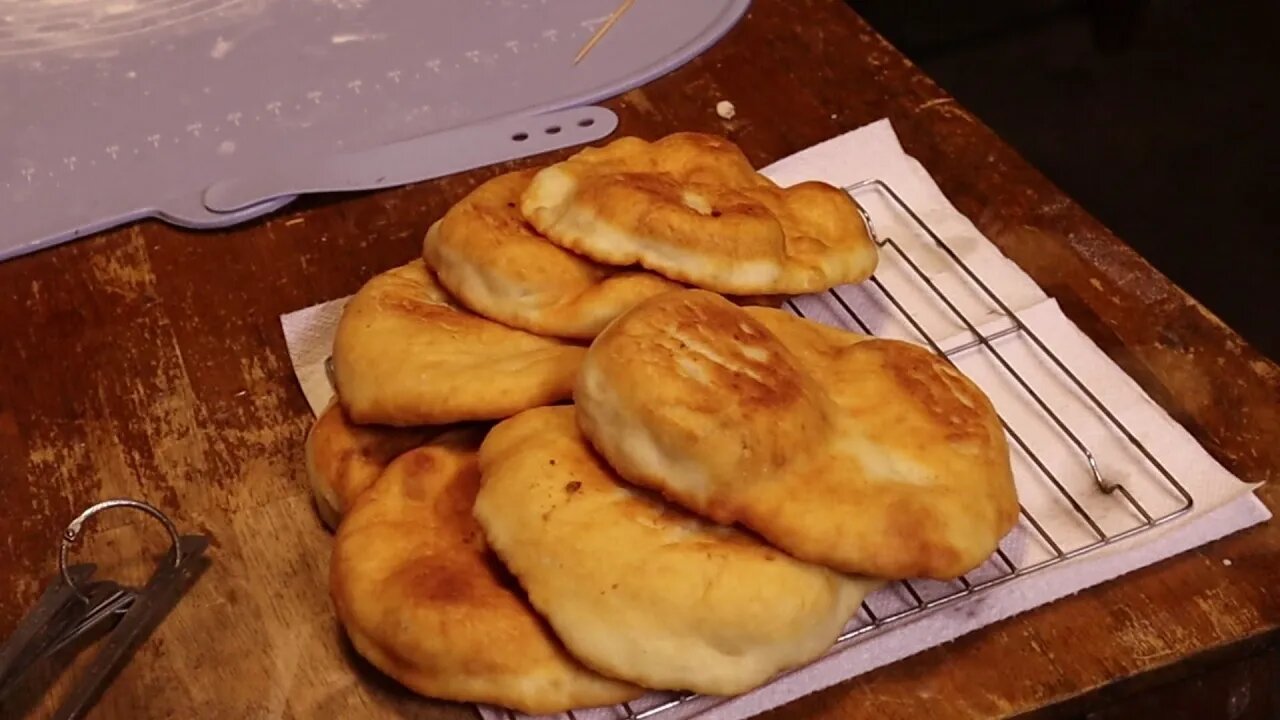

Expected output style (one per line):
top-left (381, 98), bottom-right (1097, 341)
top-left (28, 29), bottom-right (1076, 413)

top-left (0, 499), bottom-right (210, 720)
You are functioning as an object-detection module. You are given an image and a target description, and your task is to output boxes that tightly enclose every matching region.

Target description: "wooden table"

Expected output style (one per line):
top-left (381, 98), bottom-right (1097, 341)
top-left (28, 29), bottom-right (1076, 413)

top-left (1, 1), bottom-right (1276, 718)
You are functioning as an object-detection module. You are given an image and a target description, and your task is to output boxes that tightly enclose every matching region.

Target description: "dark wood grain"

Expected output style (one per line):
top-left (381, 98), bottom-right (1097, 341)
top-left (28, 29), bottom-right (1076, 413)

top-left (0, 0), bottom-right (1276, 718)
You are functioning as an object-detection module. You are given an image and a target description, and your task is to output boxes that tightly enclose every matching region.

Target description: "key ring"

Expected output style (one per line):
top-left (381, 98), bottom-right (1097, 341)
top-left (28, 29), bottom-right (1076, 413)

top-left (58, 499), bottom-right (183, 601)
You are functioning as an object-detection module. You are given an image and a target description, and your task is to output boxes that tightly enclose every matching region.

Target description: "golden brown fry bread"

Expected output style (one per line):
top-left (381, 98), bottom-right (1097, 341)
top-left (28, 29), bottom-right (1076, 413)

top-left (474, 406), bottom-right (876, 696)
top-left (520, 133), bottom-right (878, 295)
top-left (575, 290), bottom-right (1018, 580)
top-left (424, 170), bottom-right (683, 340)
top-left (331, 260), bottom-right (586, 426)
top-left (331, 430), bottom-right (641, 714)
top-left (304, 399), bottom-right (436, 529)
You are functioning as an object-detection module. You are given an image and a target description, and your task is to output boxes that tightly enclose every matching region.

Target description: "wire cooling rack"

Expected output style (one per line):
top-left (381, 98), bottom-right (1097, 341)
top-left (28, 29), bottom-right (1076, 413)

top-left (496, 178), bottom-right (1196, 720)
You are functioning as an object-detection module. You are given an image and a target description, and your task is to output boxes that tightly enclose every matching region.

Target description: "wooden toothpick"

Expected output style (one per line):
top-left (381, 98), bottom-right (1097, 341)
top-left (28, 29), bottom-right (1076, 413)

top-left (573, 0), bottom-right (636, 65)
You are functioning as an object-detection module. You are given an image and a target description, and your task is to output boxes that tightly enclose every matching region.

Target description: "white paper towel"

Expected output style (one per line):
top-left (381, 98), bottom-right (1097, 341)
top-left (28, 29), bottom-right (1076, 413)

top-left (279, 119), bottom-right (1270, 720)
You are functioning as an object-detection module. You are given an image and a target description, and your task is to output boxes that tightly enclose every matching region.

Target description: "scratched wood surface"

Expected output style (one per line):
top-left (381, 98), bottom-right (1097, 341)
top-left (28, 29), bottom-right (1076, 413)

top-left (0, 1), bottom-right (1276, 718)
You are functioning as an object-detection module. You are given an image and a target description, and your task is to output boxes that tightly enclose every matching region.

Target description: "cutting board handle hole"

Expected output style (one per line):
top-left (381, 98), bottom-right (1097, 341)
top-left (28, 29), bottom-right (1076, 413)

top-left (512, 132), bottom-right (530, 142)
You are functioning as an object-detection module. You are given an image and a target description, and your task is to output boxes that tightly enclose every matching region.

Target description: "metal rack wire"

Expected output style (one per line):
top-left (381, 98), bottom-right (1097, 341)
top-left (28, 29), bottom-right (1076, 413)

top-left (497, 178), bottom-right (1196, 720)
